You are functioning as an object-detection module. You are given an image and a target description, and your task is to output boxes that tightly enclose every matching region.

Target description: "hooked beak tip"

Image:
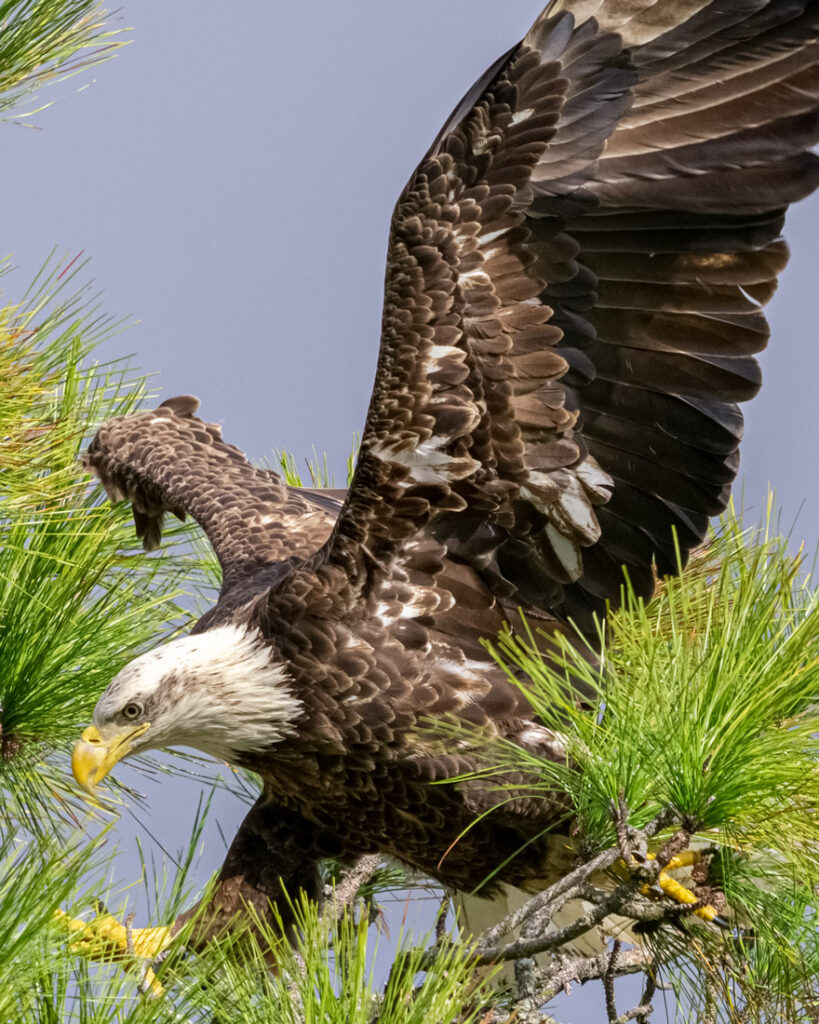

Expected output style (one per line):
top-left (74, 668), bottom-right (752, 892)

top-left (71, 722), bottom-right (151, 796)
top-left (71, 728), bottom-right (107, 794)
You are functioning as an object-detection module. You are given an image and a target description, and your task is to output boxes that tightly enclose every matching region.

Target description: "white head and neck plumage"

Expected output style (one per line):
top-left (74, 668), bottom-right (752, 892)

top-left (72, 625), bottom-right (302, 792)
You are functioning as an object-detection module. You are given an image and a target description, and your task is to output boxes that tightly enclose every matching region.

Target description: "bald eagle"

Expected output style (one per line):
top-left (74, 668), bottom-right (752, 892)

top-left (72, 0), bottom-right (819, 956)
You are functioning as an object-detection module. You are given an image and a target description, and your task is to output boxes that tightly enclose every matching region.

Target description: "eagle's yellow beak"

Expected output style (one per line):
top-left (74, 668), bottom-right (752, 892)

top-left (71, 723), bottom-right (150, 794)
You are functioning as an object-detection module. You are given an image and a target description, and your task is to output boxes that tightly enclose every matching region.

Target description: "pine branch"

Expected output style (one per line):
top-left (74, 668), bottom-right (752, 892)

top-left (320, 854), bottom-right (382, 929)
top-left (479, 808), bottom-right (677, 949)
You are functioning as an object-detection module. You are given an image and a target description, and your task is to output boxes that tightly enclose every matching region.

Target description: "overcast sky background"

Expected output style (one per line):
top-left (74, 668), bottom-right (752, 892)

top-left (6, 1), bottom-right (819, 1017)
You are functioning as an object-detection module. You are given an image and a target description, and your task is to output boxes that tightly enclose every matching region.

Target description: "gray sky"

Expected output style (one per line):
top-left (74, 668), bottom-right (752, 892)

top-left (7, 1), bottom-right (819, 1017)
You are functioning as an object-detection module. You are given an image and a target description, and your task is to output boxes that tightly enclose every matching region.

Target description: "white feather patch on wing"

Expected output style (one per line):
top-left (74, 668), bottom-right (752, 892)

top-left (479, 227), bottom-right (508, 246)
top-left (545, 520), bottom-right (584, 580)
top-left (576, 455), bottom-right (613, 503)
top-left (373, 585), bottom-right (442, 627)
top-left (550, 472), bottom-right (604, 545)
top-left (511, 107), bottom-right (535, 125)
top-left (513, 723), bottom-right (568, 762)
top-left (371, 436), bottom-right (480, 485)
top-left (427, 344), bottom-right (467, 372)
top-left (434, 655), bottom-right (495, 693)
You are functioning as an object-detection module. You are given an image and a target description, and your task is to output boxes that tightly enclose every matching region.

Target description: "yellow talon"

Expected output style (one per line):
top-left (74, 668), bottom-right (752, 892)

top-left (662, 850), bottom-right (701, 871)
top-left (642, 850), bottom-right (725, 926)
top-left (53, 908), bottom-right (172, 995)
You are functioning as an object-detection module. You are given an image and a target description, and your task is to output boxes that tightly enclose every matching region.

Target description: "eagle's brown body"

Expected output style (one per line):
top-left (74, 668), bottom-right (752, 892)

top-left (249, 578), bottom-right (569, 893)
top-left (81, 0), bottom-right (819, 941)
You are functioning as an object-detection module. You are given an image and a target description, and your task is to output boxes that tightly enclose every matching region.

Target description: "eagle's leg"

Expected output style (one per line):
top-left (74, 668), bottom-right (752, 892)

top-left (56, 796), bottom-right (331, 988)
top-left (641, 849), bottom-right (728, 927)
top-left (172, 795), bottom-right (328, 951)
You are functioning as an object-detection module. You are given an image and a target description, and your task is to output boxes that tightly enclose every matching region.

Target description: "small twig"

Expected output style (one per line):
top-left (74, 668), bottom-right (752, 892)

top-left (636, 969), bottom-right (657, 1024)
top-left (323, 854), bottom-right (382, 925)
top-left (284, 973), bottom-right (307, 1024)
top-left (322, 854), bottom-right (381, 926)
top-left (468, 882), bottom-right (677, 968)
top-left (416, 855), bottom-right (687, 980)
top-left (613, 793), bottom-right (631, 863)
top-left (536, 948), bottom-right (652, 1003)
top-left (501, 992), bottom-right (565, 1024)
top-left (434, 892), bottom-right (451, 946)
top-left (604, 940), bottom-right (621, 1023)
top-left (282, 948), bottom-right (308, 1024)
top-left (702, 970), bottom-right (720, 1024)
top-left (151, 946), bottom-right (172, 969)
top-left (480, 808), bottom-right (677, 948)
top-left (124, 911), bottom-right (158, 999)
top-left (479, 848), bottom-right (614, 948)
top-left (291, 857), bottom-right (379, 983)
top-left (514, 956), bottom-right (537, 1001)
top-left (616, 1005), bottom-right (653, 1024)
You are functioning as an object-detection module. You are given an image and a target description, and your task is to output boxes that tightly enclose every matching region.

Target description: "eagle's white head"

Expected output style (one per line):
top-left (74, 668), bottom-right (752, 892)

top-left (71, 625), bottom-right (302, 794)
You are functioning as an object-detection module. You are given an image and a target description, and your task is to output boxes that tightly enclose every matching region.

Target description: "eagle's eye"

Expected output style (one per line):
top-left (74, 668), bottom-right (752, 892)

top-left (122, 702), bottom-right (143, 721)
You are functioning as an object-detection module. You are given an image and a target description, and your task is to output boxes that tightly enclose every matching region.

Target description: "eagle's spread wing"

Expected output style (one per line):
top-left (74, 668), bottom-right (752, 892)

top-left (83, 395), bottom-right (338, 599)
top-left (322, 1), bottom-right (819, 636)
top-left (76, 0), bottom-right (819, 954)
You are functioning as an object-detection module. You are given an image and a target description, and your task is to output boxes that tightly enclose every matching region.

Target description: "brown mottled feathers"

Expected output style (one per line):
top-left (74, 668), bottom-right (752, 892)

top-left (84, 0), bottom-right (819, 920)
top-left (83, 396), bottom-right (337, 602)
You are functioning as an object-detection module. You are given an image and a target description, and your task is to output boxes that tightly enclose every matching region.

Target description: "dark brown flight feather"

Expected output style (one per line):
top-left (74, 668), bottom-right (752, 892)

top-left (83, 0), bottom-right (819, 943)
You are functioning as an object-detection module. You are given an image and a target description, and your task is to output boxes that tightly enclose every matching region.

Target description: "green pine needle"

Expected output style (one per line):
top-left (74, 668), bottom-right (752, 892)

top-left (458, 506), bottom-right (819, 1020)
top-left (0, 0), bottom-right (127, 123)
top-left (0, 256), bottom-right (210, 828)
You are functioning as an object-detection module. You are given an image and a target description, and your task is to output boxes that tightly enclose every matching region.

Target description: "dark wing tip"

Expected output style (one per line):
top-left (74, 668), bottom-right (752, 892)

top-left (158, 394), bottom-right (200, 417)
top-left (132, 507), bottom-right (164, 552)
